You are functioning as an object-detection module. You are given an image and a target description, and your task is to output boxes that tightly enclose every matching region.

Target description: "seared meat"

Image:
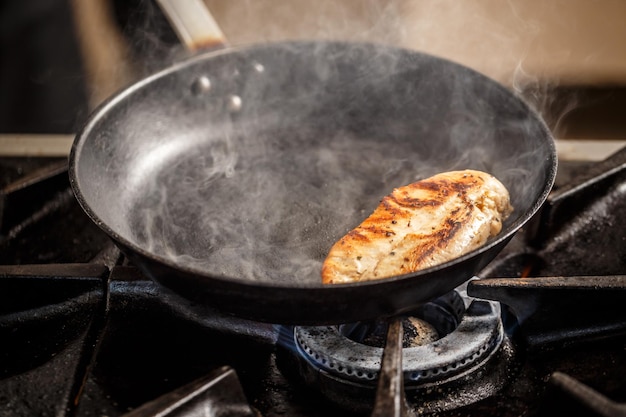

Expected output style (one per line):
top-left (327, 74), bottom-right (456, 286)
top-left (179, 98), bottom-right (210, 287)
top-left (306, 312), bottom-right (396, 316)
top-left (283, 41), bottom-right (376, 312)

top-left (322, 170), bottom-right (513, 284)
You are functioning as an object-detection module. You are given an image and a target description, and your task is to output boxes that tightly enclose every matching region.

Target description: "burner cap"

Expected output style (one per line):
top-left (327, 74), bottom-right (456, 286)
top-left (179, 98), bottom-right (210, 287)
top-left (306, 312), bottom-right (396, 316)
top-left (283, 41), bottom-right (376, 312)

top-left (294, 286), bottom-right (503, 385)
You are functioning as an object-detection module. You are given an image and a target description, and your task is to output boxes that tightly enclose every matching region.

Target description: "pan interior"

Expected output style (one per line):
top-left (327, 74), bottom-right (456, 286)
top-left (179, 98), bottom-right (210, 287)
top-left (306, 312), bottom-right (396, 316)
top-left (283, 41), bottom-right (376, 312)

top-left (74, 42), bottom-right (555, 286)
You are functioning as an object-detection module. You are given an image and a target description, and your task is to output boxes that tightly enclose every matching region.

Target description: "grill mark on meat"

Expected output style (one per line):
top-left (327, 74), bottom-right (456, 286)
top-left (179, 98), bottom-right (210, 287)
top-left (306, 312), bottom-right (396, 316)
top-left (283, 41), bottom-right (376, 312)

top-left (345, 230), bottom-right (369, 242)
top-left (387, 193), bottom-right (442, 209)
top-left (412, 178), bottom-right (476, 193)
top-left (405, 210), bottom-right (467, 268)
top-left (396, 198), bottom-right (442, 208)
top-left (380, 197), bottom-right (405, 215)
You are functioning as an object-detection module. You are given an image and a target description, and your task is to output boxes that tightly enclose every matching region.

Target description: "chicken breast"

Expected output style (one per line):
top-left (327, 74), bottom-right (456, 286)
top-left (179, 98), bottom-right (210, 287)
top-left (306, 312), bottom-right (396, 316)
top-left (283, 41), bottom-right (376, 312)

top-left (322, 170), bottom-right (513, 284)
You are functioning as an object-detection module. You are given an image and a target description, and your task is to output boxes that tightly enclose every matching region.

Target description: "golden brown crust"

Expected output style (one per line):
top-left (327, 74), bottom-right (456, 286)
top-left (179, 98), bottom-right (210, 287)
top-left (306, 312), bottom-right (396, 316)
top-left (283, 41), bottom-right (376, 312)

top-left (321, 170), bottom-right (513, 284)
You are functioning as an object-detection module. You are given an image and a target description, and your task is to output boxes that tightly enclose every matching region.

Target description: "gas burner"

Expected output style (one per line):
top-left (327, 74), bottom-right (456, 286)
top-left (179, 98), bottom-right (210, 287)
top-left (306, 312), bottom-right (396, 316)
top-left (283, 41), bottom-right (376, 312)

top-left (281, 283), bottom-right (515, 413)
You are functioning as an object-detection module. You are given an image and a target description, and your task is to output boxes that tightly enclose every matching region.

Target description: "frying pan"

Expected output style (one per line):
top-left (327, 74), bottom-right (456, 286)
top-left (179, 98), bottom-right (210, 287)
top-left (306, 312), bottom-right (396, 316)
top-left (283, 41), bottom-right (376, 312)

top-left (69, 2), bottom-right (557, 324)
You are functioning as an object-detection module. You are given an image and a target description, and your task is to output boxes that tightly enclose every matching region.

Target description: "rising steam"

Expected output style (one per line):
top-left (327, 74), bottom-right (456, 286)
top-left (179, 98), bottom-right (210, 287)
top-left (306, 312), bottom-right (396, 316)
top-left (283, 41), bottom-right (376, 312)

top-left (76, 39), bottom-right (552, 288)
top-left (76, 1), bottom-right (602, 288)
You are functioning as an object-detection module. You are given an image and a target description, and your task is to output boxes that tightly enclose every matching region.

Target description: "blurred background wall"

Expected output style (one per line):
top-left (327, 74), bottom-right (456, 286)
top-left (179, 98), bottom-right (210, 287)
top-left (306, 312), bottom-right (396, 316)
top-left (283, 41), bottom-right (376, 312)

top-left (1, 0), bottom-right (625, 137)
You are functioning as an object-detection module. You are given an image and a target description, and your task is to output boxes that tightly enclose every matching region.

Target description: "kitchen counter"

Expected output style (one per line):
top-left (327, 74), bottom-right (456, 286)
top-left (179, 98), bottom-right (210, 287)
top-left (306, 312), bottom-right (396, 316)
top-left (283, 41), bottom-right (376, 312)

top-left (0, 135), bottom-right (624, 162)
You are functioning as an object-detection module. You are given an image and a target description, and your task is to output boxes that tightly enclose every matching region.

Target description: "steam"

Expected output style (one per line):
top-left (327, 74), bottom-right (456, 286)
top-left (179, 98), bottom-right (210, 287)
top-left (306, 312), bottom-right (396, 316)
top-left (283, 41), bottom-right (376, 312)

top-left (88, 38), bottom-right (552, 288)
top-left (79, 1), bottom-right (614, 288)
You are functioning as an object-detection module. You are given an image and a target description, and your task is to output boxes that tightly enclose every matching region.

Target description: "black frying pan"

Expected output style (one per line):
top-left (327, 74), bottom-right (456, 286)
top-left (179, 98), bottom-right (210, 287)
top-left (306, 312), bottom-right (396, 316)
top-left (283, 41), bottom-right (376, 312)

top-left (70, 9), bottom-right (556, 325)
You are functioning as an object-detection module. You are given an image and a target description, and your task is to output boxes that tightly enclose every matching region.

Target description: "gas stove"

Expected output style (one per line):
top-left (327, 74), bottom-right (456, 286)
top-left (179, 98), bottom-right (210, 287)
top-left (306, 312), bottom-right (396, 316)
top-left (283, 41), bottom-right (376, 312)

top-left (1, 139), bottom-right (625, 417)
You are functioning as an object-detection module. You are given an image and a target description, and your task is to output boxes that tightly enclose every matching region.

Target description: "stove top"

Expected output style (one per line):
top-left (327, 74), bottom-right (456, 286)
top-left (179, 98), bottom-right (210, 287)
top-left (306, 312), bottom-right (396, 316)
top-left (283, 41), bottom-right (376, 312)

top-left (1, 144), bottom-right (625, 416)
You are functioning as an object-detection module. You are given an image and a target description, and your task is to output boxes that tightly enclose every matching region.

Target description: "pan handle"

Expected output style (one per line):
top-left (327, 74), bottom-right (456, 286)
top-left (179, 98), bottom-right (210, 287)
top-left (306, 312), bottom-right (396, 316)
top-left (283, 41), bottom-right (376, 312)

top-left (155, 0), bottom-right (228, 51)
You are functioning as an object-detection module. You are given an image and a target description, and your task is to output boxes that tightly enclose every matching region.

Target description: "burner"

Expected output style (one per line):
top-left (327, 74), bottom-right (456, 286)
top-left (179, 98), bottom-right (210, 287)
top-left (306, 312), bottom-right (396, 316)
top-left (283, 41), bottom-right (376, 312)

top-left (281, 283), bottom-right (515, 413)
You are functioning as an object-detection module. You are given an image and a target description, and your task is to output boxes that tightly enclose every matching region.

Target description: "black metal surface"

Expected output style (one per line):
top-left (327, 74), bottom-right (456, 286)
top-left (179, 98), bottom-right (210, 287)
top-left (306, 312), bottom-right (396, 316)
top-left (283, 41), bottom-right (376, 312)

top-left (0, 157), bottom-right (113, 264)
top-left (0, 158), bottom-right (67, 233)
top-left (0, 258), bottom-right (625, 417)
top-left (121, 366), bottom-right (256, 417)
top-left (468, 276), bottom-right (626, 350)
top-left (70, 40), bottom-right (557, 324)
top-left (370, 318), bottom-right (411, 417)
top-left (0, 264), bottom-right (107, 417)
top-left (540, 372), bottom-right (626, 417)
top-left (527, 146), bottom-right (626, 247)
